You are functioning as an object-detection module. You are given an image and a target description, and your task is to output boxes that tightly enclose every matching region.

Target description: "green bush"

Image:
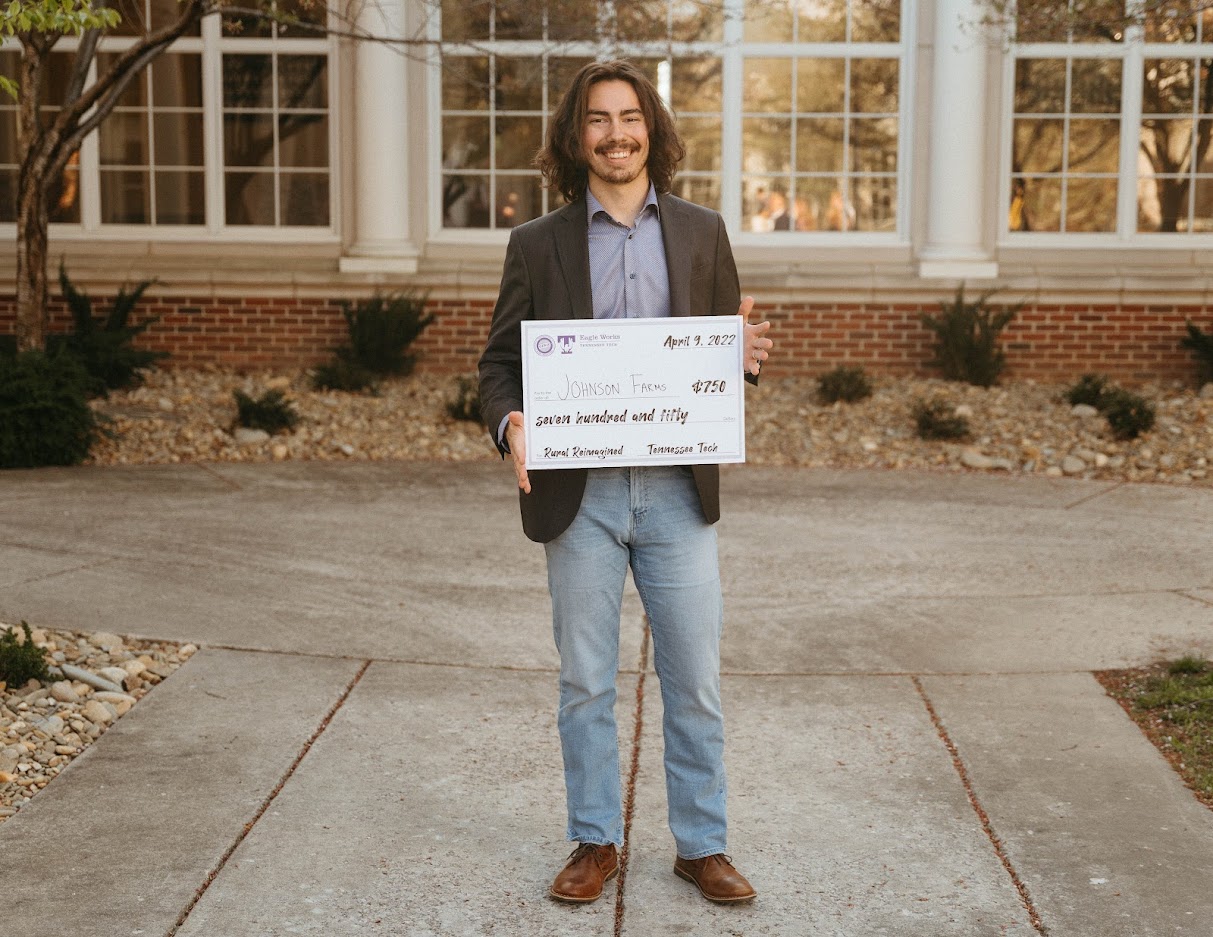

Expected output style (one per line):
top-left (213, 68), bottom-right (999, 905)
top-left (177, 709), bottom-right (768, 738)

top-left (1169, 655), bottom-right (1210, 676)
top-left (233, 389), bottom-right (299, 434)
top-left (54, 264), bottom-right (167, 397)
top-left (336, 291), bottom-right (434, 376)
top-left (816, 365), bottom-right (872, 404)
top-left (1181, 321), bottom-right (1213, 384)
top-left (1066, 373), bottom-right (1111, 408)
top-left (0, 621), bottom-right (51, 686)
top-left (921, 285), bottom-right (1021, 387)
top-left (0, 349), bottom-right (97, 468)
top-left (1101, 388), bottom-right (1155, 440)
top-left (912, 398), bottom-right (970, 440)
top-left (446, 375), bottom-right (482, 422)
top-left (311, 359), bottom-right (378, 394)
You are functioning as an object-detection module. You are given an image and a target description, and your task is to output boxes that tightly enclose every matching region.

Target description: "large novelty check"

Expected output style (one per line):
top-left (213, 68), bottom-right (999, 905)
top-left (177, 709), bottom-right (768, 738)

top-left (521, 316), bottom-right (745, 470)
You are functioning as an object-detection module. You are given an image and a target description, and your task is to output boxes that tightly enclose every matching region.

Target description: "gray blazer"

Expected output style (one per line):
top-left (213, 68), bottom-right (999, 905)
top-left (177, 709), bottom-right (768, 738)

top-left (478, 193), bottom-right (746, 544)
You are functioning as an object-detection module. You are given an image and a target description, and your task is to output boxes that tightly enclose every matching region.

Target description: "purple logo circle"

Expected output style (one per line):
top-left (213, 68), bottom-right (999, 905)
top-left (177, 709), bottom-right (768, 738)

top-left (535, 336), bottom-right (555, 356)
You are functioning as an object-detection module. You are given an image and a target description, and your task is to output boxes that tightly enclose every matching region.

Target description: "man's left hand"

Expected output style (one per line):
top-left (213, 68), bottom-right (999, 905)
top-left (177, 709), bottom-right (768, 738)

top-left (739, 295), bottom-right (772, 376)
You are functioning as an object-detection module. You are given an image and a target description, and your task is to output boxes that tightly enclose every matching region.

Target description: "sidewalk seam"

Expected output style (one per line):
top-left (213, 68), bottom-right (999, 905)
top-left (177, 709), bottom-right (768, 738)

top-left (1062, 482), bottom-right (1125, 510)
top-left (911, 675), bottom-right (1049, 936)
top-left (163, 658), bottom-right (372, 937)
top-left (614, 621), bottom-right (651, 937)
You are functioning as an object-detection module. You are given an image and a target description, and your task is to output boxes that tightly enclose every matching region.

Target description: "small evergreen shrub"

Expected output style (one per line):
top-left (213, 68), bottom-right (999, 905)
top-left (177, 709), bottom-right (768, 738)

top-left (1181, 321), bottom-right (1213, 384)
top-left (0, 621), bottom-right (51, 686)
top-left (1101, 388), bottom-right (1155, 440)
top-left (233, 389), bottom-right (299, 434)
top-left (1066, 373), bottom-right (1111, 408)
top-left (336, 291), bottom-right (434, 376)
top-left (921, 285), bottom-right (1021, 387)
top-left (913, 398), bottom-right (970, 440)
top-left (816, 365), bottom-right (872, 404)
top-left (311, 359), bottom-right (378, 394)
top-left (446, 375), bottom-right (482, 422)
top-left (1169, 655), bottom-right (1210, 676)
top-left (55, 264), bottom-right (167, 397)
top-left (0, 349), bottom-right (97, 468)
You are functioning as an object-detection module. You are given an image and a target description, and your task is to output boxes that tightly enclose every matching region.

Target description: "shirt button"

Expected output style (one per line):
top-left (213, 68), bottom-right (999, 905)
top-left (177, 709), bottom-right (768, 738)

top-left (629, 273), bottom-right (636, 279)
top-left (628, 234), bottom-right (633, 239)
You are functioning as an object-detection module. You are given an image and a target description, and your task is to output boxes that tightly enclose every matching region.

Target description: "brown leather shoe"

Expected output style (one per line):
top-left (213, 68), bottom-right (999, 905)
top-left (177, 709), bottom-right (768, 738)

top-left (674, 853), bottom-right (757, 903)
top-left (550, 843), bottom-right (619, 903)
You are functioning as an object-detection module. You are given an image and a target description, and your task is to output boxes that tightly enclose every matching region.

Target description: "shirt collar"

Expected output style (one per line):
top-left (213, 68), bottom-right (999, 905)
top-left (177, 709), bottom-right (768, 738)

top-left (586, 183), bottom-right (661, 226)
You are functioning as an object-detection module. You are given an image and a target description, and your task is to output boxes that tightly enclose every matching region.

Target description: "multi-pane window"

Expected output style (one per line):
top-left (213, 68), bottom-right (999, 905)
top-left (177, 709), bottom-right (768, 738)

top-left (1008, 0), bottom-right (1213, 236)
top-left (436, 0), bottom-right (908, 237)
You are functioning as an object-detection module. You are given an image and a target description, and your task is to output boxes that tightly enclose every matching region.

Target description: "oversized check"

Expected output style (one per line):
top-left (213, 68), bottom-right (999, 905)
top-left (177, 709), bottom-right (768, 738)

top-left (521, 316), bottom-right (745, 470)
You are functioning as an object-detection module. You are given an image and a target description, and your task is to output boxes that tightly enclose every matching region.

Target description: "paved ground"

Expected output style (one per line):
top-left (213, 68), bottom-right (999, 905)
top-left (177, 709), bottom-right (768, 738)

top-left (1, 460), bottom-right (1212, 936)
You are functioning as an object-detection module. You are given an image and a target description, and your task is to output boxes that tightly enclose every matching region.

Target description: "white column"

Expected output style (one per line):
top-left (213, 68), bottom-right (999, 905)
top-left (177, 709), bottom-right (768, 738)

top-left (339, 0), bottom-right (419, 274)
top-left (918, 0), bottom-right (998, 280)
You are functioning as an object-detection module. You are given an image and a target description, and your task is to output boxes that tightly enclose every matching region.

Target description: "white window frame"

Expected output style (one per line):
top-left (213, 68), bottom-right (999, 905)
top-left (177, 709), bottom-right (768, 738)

top-left (426, 0), bottom-right (914, 246)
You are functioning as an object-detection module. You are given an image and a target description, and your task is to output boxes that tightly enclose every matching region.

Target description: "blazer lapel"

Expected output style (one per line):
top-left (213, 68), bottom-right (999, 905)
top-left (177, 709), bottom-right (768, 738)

top-left (659, 194), bottom-right (692, 317)
top-left (552, 200), bottom-right (594, 320)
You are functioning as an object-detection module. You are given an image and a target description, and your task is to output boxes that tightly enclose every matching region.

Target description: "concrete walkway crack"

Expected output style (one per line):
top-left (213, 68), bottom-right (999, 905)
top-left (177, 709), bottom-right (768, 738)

top-left (163, 658), bottom-right (372, 937)
top-left (911, 675), bottom-right (1048, 936)
top-left (614, 621), bottom-right (651, 937)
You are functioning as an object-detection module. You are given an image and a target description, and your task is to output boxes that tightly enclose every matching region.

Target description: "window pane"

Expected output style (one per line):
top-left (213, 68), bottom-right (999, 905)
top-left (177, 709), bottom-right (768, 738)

top-left (1140, 118), bottom-right (1192, 169)
top-left (742, 117), bottom-right (793, 173)
top-left (1071, 59), bottom-right (1121, 113)
top-left (851, 59), bottom-right (898, 114)
top-left (1143, 59), bottom-right (1196, 114)
top-left (1016, 177), bottom-right (1061, 231)
top-left (442, 0), bottom-right (490, 40)
top-left (1139, 175), bottom-right (1190, 231)
top-left (617, 0), bottom-right (672, 41)
top-left (742, 178), bottom-right (793, 231)
top-left (443, 116), bottom-right (491, 169)
top-left (792, 179), bottom-right (835, 230)
top-left (673, 175), bottom-right (720, 211)
top-left (1145, 1), bottom-right (1199, 42)
top-left (796, 0), bottom-right (846, 42)
top-left (680, 117), bottom-right (722, 172)
top-left (154, 113), bottom-right (204, 166)
top-left (796, 59), bottom-right (845, 113)
top-left (1191, 177), bottom-right (1213, 230)
top-left (1016, 59), bottom-right (1065, 114)
top-left (1014, 119), bottom-right (1065, 173)
top-left (108, 0), bottom-right (144, 37)
top-left (0, 169), bottom-right (15, 223)
top-left (225, 171), bottom-right (275, 224)
top-left (495, 174), bottom-right (542, 227)
top-left (1066, 176), bottom-right (1117, 231)
top-left (443, 57), bottom-right (490, 110)
top-left (796, 118), bottom-right (845, 172)
top-left (852, 176), bottom-right (896, 231)
top-left (100, 112), bottom-right (149, 166)
top-left (1068, 118), bottom-right (1119, 172)
top-left (279, 0), bottom-right (327, 29)
top-left (823, 186), bottom-right (857, 230)
top-left (549, 0), bottom-right (600, 41)
top-left (279, 56), bottom-right (327, 110)
top-left (671, 57), bottom-right (722, 114)
top-left (222, 6), bottom-right (273, 38)
top-left (495, 115), bottom-right (542, 169)
top-left (100, 169), bottom-right (150, 223)
top-left (1196, 120), bottom-right (1213, 171)
top-left (496, 0), bottom-right (543, 39)
top-left (149, 0), bottom-right (200, 34)
top-left (851, 0), bottom-right (900, 42)
top-left (743, 59), bottom-right (793, 113)
top-left (151, 55), bottom-right (203, 108)
top-left (744, 0), bottom-right (793, 42)
top-left (496, 57), bottom-right (543, 111)
top-left (280, 172), bottom-right (329, 226)
top-left (96, 53), bottom-right (148, 109)
top-left (224, 113), bottom-right (276, 167)
top-left (279, 114), bottom-right (329, 168)
top-left (443, 174), bottom-right (491, 227)
top-left (0, 111), bottom-right (17, 164)
top-left (672, 0), bottom-right (723, 43)
top-left (224, 56), bottom-right (274, 109)
top-left (851, 118), bottom-right (897, 171)
top-left (549, 58), bottom-right (594, 102)
top-left (154, 170), bottom-right (205, 224)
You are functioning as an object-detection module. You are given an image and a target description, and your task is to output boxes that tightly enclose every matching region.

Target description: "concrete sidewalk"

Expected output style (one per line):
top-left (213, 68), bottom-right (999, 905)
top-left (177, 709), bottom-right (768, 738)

top-left (1, 461), bottom-right (1212, 936)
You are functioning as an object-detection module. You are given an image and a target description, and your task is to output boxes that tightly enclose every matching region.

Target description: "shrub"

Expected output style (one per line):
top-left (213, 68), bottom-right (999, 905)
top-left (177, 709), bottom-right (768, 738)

top-left (913, 398), bottom-right (970, 440)
top-left (336, 291), bottom-right (434, 376)
top-left (0, 349), bottom-right (97, 468)
top-left (311, 359), bottom-right (378, 394)
top-left (1169, 655), bottom-right (1210, 676)
top-left (233, 389), bottom-right (299, 434)
top-left (446, 375), bottom-right (482, 422)
top-left (1065, 373), bottom-right (1111, 409)
top-left (1101, 388), bottom-right (1155, 440)
top-left (921, 284), bottom-right (1021, 387)
top-left (816, 365), bottom-right (872, 404)
top-left (0, 621), bottom-right (51, 686)
top-left (54, 264), bottom-right (168, 397)
top-left (1181, 321), bottom-right (1213, 384)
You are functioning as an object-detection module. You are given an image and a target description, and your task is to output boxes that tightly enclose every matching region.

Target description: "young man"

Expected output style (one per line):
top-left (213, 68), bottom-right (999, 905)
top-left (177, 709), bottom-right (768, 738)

top-left (479, 60), bottom-right (772, 905)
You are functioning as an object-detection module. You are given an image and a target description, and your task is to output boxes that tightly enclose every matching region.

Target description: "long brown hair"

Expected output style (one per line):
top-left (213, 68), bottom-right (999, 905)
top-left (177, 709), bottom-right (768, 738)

top-left (536, 60), bottom-right (685, 203)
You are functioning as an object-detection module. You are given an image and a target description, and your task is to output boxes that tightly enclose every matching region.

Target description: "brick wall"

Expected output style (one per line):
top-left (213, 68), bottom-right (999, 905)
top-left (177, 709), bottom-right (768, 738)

top-left (0, 293), bottom-right (1206, 384)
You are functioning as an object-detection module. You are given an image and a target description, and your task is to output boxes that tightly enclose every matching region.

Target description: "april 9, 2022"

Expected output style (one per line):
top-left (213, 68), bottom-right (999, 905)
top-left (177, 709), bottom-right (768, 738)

top-left (521, 317), bottom-right (746, 470)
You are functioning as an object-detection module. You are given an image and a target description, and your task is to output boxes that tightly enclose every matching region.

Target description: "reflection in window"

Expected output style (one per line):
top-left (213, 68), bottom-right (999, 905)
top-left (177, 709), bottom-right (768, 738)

top-left (1139, 57), bottom-right (1213, 232)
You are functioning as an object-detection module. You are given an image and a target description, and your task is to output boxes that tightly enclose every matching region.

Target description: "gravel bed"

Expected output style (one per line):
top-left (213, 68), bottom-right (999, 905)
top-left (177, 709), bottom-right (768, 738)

top-left (0, 623), bottom-right (191, 822)
top-left (87, 368), bottom-right (1213, 486)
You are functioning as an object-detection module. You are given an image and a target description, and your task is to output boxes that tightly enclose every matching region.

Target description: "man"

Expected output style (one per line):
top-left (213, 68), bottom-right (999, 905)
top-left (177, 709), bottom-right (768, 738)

top-left (478, 60), bottom-right (772, 905)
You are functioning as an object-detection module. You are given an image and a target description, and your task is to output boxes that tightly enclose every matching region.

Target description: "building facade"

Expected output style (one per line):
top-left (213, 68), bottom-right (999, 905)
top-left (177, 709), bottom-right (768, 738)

top-left (2, 0), bottom-right (1211, 383)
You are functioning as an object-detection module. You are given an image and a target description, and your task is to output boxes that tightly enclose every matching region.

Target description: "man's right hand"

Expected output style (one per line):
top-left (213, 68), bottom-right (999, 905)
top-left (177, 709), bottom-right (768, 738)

top-left (505, 411), bottom-right (531, 494)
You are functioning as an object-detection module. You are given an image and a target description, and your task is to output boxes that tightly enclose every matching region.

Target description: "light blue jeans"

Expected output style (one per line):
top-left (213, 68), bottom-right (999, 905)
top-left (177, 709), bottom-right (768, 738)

top-left (544, 466), bottom-right (727, 860)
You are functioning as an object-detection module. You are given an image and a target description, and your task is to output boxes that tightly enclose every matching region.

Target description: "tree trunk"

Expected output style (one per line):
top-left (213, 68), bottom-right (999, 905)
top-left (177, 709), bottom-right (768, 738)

top-left (15, 154), bottom-right (53, 353)
top-left (1158, 178), bottom-right (1190, 233)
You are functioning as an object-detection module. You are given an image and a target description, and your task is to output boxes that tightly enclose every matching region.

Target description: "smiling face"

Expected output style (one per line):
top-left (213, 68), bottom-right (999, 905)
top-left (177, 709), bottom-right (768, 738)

top-left (580, 79), bottom-right (651, 194)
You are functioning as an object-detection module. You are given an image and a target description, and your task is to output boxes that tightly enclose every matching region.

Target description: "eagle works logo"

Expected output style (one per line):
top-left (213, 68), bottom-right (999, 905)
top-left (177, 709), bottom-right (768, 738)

top-left (557, 335), bottom-right (576, 354)
top-left (534, 335), bottom-right (555, 356)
